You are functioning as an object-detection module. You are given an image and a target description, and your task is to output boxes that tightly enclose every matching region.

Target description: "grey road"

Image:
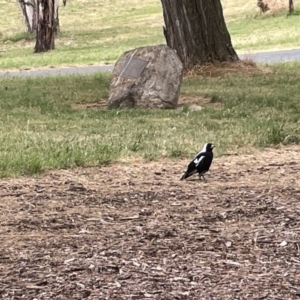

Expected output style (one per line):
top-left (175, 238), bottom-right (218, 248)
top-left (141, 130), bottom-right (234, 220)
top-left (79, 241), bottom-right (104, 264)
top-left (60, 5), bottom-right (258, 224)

top-left (0, 48), bottom-right (300, 78)
top-left (0, 64), bottom-right (114, 78)
top-left (239, 48), bottom-right (300, 63)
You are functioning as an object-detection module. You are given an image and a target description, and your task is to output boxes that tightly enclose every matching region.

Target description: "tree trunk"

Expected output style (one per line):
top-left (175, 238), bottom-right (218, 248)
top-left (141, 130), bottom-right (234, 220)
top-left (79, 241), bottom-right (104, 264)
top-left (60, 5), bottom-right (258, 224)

top-left (161, 0), bottom-right (239, 69)
top-left (18, 0), bottom-right (37, 34)
top-left (53, 0), bottom-right (60, 34)
top-left (35, 0), bottom-right (55, 52)
top-left (289, 0), bottom-right (294, 13)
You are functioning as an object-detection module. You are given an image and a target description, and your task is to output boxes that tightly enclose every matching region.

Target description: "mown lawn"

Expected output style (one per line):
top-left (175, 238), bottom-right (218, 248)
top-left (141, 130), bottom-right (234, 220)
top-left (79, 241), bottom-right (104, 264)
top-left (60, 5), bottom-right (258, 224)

top-left (0, 62), bottom-right (299, 177)
top-left (0, 0), bottom-right (299, 69)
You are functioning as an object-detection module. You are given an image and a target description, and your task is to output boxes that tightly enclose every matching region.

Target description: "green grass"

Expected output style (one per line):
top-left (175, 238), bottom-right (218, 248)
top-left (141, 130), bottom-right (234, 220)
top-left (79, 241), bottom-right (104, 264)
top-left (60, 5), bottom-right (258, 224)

top-left (0, 0), bottom-right (299, 70)
top-left (0, 0), bottom-right (165, 69)
top-left (229, 8), bottom-right (300, 52)
top-left (0, 62), bottom-right (299, 177)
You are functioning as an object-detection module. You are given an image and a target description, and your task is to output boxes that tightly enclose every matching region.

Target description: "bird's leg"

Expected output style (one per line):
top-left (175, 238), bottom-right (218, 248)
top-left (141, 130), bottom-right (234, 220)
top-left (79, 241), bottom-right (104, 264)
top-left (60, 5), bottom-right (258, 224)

top-left (198, 174), bottom-right (206, 181)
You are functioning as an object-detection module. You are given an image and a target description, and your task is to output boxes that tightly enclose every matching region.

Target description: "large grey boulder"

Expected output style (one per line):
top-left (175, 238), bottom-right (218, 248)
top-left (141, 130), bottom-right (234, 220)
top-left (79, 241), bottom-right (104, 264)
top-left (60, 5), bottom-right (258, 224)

top-left (107, 44), bottom-right (183, 109)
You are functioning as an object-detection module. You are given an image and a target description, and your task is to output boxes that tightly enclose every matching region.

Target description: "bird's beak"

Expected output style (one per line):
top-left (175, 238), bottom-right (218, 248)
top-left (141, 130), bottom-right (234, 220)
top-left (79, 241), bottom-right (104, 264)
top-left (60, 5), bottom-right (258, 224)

top-left (211, 145), bottom-right (215, 149)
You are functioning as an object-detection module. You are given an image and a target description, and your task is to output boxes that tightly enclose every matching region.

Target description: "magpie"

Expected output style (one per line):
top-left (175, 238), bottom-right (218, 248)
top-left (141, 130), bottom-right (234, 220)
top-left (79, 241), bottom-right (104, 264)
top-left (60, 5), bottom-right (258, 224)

top-left (180, 143), bottom-right (215, 181)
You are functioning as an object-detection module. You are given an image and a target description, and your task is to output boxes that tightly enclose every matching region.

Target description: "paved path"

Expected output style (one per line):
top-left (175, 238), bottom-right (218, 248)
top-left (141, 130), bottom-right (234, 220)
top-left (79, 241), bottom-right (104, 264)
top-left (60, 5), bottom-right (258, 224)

top-left (240, 48), bottom-right (300, 63)
top-left (1, 49), bottom-right (300, 78)
top-left (0, 64), bottom-right (114, 78)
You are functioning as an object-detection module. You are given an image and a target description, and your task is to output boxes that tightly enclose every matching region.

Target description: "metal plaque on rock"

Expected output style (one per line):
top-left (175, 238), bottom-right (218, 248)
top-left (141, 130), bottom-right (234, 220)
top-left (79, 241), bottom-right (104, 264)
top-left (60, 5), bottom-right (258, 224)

top-left (118, 57), bottom-right (148, 79)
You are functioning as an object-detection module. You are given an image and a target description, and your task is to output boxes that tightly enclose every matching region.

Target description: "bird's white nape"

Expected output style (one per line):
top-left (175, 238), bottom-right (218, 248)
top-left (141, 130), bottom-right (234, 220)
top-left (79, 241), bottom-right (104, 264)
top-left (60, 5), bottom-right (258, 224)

top-left (193, 143), bottom-right (208, 159)
top-left (201, 143), bottom-right (208, 152)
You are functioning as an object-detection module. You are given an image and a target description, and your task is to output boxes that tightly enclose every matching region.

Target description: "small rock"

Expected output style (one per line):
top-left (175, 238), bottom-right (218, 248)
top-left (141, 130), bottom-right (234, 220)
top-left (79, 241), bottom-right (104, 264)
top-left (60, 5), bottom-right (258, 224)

top-left (76, 282), bottom-right (85, 289)
top-left (225, 241), bottom-right (232, 247)
top-left (280, 240), bottom-right (287, 247)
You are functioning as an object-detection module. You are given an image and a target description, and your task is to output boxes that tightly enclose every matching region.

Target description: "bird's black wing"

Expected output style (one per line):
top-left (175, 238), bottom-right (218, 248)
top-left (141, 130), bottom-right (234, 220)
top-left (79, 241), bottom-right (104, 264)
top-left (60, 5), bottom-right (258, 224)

top-left (196, 152), bottom-right (213, 176)
top-left (180, 154), bottom-right (205, 180)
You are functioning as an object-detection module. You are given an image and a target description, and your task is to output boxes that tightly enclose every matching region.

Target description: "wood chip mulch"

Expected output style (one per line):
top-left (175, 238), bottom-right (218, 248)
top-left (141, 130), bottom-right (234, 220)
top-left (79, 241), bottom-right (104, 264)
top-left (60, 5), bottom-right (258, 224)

top-left (1, 146), bottom-right (300, 299)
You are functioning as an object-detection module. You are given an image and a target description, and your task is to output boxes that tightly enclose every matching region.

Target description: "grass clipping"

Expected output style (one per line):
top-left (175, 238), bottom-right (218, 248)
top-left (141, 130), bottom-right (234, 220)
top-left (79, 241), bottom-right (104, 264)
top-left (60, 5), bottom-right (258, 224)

top-left (184, 59), bottom-right (268, 78)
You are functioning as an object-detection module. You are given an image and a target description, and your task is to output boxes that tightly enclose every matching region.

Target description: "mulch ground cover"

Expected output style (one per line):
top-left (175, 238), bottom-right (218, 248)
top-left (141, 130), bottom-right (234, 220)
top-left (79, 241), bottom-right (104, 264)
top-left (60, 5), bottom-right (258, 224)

top-left (1, 146), bottom-right (300, 299)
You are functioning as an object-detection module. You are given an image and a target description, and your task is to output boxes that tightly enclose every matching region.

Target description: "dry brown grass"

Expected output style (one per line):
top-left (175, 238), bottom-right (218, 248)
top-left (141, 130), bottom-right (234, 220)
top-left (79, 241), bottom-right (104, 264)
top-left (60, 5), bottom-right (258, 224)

top-left (1, 145), bottom-right (300, 299)
top-left (255, 0), bottom-right (290, 18)
top-left (264, 0), bottom-right (288, 11)
top-left (184, 59), bottom-right (272, 78)
top-left (222, 0), bottom-right (255, 22)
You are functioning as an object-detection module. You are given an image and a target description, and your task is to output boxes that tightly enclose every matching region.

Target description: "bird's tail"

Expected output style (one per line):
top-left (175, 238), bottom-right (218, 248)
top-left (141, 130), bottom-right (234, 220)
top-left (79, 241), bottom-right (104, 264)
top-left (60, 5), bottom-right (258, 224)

top-left (180, 173), bottom-right (187, 180)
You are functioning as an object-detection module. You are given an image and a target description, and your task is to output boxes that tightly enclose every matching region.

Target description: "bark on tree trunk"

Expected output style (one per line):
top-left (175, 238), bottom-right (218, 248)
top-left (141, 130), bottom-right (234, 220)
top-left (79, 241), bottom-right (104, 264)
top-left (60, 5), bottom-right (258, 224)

top-left (35, 0), bottom-right (55, 52)
top-left (18, 0), bottom-right (59, 35)
top-left (289, 0), bottom-right (294, 13)
top-left (18, 0), bottom-right (37, 34)
top-left (161, 0), bottom-right (239, 69)
top-left (53, 0), bottom-right (60, 34)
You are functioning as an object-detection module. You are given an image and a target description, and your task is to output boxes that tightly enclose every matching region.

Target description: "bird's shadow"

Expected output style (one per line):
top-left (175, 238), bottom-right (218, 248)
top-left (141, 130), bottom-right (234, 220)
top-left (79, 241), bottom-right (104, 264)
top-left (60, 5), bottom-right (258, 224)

top-left (181, 178), bottom-right (207, 182)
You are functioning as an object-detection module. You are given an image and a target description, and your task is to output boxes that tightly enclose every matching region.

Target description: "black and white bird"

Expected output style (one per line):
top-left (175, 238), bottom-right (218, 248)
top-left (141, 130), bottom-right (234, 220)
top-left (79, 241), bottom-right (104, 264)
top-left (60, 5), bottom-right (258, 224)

top-left (180, 143), bottom-right (215, 181)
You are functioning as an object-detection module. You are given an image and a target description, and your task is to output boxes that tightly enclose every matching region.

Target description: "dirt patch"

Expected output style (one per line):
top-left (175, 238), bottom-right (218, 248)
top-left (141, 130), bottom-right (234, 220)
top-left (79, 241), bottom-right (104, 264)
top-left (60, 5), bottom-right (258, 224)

top-left (178, 94), bottom-right (222, 110)
top-left (1, 145), bottom-right (300, 299)
top-left (72, 101), bottom-right (107, 110)
top-left (73, 95), bottom-right (221, 111)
